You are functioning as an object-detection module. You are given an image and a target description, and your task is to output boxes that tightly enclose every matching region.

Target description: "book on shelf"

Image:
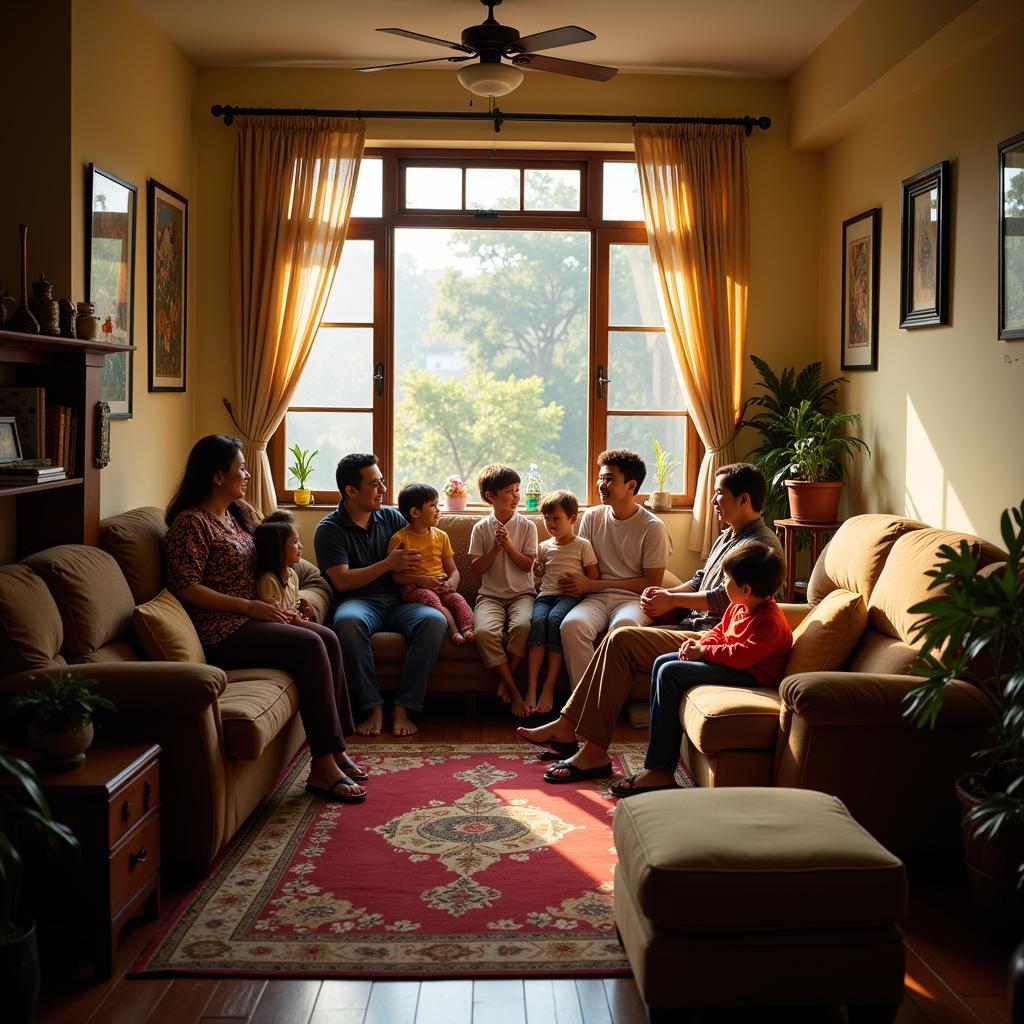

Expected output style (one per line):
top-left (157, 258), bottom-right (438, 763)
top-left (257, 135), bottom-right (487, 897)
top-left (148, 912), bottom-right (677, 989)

top-left (0, 467), bottom-right (66, 483)
top-left (0, 386), bottom-right (46, 460)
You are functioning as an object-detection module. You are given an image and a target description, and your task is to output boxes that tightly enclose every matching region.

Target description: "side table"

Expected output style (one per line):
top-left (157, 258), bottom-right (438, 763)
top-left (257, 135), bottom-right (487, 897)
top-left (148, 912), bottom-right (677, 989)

top-left (774, 518), bottom-right (842, 602)
top-left (12, 742), bottom-right (161, 978)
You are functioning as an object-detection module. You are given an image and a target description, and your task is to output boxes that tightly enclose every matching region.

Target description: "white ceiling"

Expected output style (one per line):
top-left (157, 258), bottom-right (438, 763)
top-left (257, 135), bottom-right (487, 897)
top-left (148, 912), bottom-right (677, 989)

top-left (133, 0), bottom-right (861, 78)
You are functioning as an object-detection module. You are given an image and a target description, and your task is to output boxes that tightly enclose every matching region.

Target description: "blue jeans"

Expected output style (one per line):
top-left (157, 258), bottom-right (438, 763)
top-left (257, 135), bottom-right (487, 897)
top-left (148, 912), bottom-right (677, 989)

top-left (645, 652), bottom-right (758, 772)
top-left (528, 594), bottom-right (580, 652)
top-left (332, 594), bottom-right (447, 714)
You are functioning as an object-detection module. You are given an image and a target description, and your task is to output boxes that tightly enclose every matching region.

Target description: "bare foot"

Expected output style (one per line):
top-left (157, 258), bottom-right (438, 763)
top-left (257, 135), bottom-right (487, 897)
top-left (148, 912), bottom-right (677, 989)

top-left (336, 753), bottom-right (368, 780)
top-left (524, 685), bottom-right (538, 714)
top-left (307, 768), bottom-right (365, 799)
top-left (517, 717), bottom-right (576, 746)
top-left (392, 705), bottom-right (419, 737)
top-left (508, 687), bottom-right (529, 718)
top-left (449, 631), bottom-right (466, 645)
top-left (496, 681), bottom-right (512, 704)
top-left (534, 687), bottom-right (555, 716)
top-left (461, 628), bottom-right (475, 643)
top-left (355, 706), bottom-right (383, 736)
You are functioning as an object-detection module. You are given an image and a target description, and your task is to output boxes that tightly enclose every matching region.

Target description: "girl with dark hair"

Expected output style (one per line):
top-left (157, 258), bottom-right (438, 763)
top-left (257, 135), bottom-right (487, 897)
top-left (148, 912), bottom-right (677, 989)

top-left (253, 510), bottom-right (314, 621)
top-left (165, 435), bottom-right (367, 803)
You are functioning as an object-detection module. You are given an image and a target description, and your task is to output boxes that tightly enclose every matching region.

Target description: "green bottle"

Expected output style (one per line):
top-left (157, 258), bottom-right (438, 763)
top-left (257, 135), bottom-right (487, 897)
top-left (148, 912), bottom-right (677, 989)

top-left (525, 463), bottom-right (542, 512)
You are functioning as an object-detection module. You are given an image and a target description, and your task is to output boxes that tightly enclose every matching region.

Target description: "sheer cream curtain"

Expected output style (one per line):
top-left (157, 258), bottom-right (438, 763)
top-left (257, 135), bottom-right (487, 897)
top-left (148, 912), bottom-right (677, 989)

top-left (634, 123), bottom-right (750, 558)
top-left (228, 115), bottom-right (365, 513)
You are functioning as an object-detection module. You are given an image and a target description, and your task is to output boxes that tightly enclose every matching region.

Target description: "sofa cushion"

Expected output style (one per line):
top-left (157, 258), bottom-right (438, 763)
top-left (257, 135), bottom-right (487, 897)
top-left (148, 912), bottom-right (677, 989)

top-left (100, 505), bottom-right (168, 605)
top-left (612, 787), bottom-right (907, 932)
top-left (220, 669), bottom-right (299, 759)
top-left (785, 589), bottom-right (867, 677)
top-left (0, 565), bottom-right (64, 674)
top-left (133, 589), bottom-right (206, 663)
top-left (22, 545), bottom-right (135, 657)
top-left (682, 685), bottom-right (782, 754)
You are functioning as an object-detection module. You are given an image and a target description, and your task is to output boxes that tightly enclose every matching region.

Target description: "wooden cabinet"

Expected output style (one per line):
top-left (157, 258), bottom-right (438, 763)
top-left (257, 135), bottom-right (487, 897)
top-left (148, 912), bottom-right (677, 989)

top-left (0, 327), bottom-right (134, 557)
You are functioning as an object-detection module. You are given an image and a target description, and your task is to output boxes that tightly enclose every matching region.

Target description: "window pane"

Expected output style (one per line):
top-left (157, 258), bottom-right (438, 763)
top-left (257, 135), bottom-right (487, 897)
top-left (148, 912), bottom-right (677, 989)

top-left (603, 161), bottom-right (644, 220)
top-left (608, 332), bottom-right (684, 411)
top-left (351, 157), bottom-right (382, 218)
top-left (610, 243), bottom-right (663, 327)
top-left (524, 169), bottom-right (580, 211)
top-left (322, 239), bottom-right (373, 323)
top-left (466, 167), bottom-right (520, 210)
top-left (607, 415), bottom-right (687, 493)
top-left (405, 166), bottom-right (462, 209)
top-left (393, 227), bottom-right (590, 497)
top-left (285, 411), bottom-right (372, 492)
top-left (291, 328), bottom-right (372, 408)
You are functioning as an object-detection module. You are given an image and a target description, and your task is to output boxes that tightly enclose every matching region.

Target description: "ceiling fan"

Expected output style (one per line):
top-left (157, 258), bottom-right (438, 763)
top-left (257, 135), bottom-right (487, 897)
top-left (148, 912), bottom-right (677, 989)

top-left (357, 0), bottom-right (618, 98)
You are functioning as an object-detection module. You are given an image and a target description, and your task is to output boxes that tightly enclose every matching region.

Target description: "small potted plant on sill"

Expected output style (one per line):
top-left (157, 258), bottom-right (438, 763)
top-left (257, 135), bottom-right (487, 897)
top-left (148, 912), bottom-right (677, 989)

top-left (649, 437), bottom-right (679, 512)
top-left (287, 444), bottom-right (318, 506)
top-left (762, 399), bottom-right (870, 524)
top-left (0, 746), bottom-right (79, 1024)
top-left (8, 671), bottom-right (114, 767)
top-left (444, 475), bottom-right (469, 511)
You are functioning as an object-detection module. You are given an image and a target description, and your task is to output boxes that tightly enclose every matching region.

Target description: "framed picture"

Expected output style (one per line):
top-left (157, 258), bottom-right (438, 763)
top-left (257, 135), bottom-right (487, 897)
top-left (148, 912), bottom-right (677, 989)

top-left (841, 208), bottom-right (880, 371)
top-left (999, 130), bottom-right (1024, 341)
top-left (899, 160), bottom-right (950, 329)
top-left (86, 164), bottom-right (137, 418)
top-left (147, 179), bottom-right (188, 391)
top-left (0, 416), bottom-right (22, 464)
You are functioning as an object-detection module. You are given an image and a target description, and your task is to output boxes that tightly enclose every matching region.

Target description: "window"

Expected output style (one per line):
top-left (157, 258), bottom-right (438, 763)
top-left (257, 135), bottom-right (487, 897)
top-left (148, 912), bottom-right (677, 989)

top-left (271, 152), bottom-right (699, 506)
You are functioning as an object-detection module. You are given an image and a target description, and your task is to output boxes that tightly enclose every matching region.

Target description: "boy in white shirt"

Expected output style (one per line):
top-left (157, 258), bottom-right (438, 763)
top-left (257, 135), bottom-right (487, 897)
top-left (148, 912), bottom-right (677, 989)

top-left (468, 464), bottom-right (539, 716)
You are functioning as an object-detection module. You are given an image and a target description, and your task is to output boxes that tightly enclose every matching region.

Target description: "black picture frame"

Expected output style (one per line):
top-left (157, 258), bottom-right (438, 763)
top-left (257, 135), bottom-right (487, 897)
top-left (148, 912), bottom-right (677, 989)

top-left (998, 130), bottom-right (1024, 341)
top-left (85, 164), bottom-right (137, 418)
top-left (147, 178), bottom-right (189, 392)
top-left (0, 415), bottom-right (22, 464)
top-left (841, 207), bottom-right (880, 371)
top-left (899, 160), bottom-right (950, 329)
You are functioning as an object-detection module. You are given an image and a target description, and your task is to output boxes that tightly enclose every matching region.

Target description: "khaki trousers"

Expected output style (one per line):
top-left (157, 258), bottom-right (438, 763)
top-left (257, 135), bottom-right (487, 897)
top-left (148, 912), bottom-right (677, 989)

top-left (474, 594), bottom-right (534, 668)
top-left (561, 625), bottom-right (702, 750)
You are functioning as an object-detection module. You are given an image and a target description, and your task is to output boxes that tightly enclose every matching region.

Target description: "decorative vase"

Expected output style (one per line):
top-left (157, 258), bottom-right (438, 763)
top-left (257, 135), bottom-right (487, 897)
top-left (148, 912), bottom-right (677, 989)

top-left (784, 480), bottom-right (844, 524)
top-left (28, 273), bottom-right (60, 336)
top-left (58, 298), bottom-right (77, 338)
top-left (446, 494), bottom-right (468, 511)
top-left (0, 914), bottom-right (40, 1024)
top-left (27, 719), bottom-right (94, 767)
top-left (294, 488), bottom-right (313, 506)
top-left (75, 301), bottom-right (100, 341)
top-left (7, 224), bottom-right (40, 334)
top-left (649, 490), bottom-right (672, 512)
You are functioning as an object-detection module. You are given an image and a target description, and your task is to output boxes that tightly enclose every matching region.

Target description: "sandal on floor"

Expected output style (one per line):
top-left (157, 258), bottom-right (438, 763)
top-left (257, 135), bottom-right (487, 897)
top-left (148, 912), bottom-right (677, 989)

top-left (306, 775), bottom-right (366, 804)
top-left (516, 728), bottom-right (580, 760)
top-left (543, 761), bottom-right (613, 784)
top-left (609, 773), bottom-right (678, 799)
top-left (338, 756), bottom-right (368, 781)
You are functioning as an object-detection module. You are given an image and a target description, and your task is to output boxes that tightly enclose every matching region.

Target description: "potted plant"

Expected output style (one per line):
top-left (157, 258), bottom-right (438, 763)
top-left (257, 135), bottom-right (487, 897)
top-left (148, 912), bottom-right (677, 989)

top-left (0, 746), bottom-right (79, 1024)
top-left (443, 475), bottom-right (469, 511)
top-left (760, 400), bottom-right (870, 524)
top-left (903, 500), bottom-right (1024, 938)
top-left (649, 437), bottom-right (679, 512)
top-left (287, 444), bottom-right (318, 506)
top-left (9, 671), bottom-right (114, 767)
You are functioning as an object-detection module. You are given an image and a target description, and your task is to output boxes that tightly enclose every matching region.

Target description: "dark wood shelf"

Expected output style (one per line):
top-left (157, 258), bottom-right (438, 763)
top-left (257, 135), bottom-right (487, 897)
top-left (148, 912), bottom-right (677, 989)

top-left (0, 326), bottom-right (136, 357)
top-left (0, 476), bottom-right (83, 497)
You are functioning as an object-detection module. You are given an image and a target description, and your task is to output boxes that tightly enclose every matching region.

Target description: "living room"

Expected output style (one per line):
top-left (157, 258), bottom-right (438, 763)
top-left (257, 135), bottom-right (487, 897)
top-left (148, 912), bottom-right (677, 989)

top-left (0, 0), bottom-right (1022, 1021)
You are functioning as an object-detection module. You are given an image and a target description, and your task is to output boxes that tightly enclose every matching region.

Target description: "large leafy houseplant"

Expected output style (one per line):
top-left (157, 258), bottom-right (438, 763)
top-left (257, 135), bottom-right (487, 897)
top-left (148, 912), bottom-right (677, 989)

top-left (763, 400), bottom-right (871, 489)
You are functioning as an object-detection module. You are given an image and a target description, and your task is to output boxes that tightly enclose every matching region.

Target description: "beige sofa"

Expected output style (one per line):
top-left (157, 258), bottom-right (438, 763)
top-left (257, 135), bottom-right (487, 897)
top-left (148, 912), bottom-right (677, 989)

top-left (0, 506), bottom-right (333, 877)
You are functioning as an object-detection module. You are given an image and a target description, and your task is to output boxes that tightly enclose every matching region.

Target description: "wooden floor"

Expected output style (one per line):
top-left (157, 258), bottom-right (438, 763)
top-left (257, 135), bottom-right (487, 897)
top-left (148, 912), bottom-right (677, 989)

top-left (36, 698), bottom-right (1016, 1024)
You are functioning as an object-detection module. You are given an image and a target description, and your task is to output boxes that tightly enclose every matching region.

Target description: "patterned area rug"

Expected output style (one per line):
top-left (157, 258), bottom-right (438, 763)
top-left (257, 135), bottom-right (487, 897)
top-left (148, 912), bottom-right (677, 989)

top-left (132, 743), bottom-right (692, 979)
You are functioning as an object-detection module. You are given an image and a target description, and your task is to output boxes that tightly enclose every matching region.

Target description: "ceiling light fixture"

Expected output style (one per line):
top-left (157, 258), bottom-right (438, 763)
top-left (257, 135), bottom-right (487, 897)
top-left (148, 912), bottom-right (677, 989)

top-left (456, 60), bottom-right (524, 97)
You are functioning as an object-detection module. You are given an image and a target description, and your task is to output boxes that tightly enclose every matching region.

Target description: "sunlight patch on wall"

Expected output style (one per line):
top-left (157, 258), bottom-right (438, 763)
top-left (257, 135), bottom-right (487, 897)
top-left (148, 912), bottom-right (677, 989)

top-left (905, 396), bottom-right (975, 534)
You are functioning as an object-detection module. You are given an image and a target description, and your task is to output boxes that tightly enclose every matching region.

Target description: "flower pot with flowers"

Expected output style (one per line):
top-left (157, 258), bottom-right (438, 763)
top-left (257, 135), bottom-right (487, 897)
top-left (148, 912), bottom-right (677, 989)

top-left (444, 476), bottom-right (469, 511)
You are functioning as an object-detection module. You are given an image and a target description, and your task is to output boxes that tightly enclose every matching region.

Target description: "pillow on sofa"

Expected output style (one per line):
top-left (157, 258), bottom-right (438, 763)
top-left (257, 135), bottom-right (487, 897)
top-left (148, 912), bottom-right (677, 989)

top-left (784, 588), bottom-right (867, 677)
top-left (133, 589), bottom-right (206, 663)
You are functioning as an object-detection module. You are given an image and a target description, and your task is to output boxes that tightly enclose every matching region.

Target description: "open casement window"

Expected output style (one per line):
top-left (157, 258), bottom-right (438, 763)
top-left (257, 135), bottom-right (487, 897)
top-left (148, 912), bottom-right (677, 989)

top-left (270, 152), bottom-right (702, 507)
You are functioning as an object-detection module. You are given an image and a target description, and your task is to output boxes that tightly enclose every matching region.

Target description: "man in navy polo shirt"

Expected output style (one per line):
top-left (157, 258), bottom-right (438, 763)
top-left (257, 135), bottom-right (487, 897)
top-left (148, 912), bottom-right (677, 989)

top-left (314, 453), bottom-right (447, 736)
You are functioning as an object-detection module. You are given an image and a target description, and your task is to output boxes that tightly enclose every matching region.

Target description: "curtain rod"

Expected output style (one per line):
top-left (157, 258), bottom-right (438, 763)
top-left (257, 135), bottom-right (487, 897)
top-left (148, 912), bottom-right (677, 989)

top-left (210, 104), bottom-right (771, 136)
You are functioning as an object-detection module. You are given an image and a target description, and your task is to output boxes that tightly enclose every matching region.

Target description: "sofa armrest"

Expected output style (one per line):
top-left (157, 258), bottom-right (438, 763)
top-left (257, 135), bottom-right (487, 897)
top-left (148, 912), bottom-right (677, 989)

top-left (296, 558), bottom-right (333, 624)
top-left (777, 603), bottom-right (813, 631)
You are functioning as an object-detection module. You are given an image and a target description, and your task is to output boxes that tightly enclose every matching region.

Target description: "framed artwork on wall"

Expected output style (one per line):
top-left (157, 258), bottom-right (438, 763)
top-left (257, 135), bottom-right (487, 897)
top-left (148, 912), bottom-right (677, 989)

top-left (147, 178), bottom-right (189, 391)
top-left (841, 207), bottom-right (880, 371)
top-left (899, 160), bottom-right (950, 329)
top-left (86, 164), bottom-right (137, 418)
top-left (998, 130), bottom-right (1024, 341)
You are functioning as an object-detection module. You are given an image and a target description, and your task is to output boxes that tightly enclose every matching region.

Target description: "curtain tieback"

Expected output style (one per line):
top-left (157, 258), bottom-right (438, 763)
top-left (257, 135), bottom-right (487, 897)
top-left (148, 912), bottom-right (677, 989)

top-left (707, 433), bottom-right (739, 456)
top-left (221, 398), bottom-right (268, 452)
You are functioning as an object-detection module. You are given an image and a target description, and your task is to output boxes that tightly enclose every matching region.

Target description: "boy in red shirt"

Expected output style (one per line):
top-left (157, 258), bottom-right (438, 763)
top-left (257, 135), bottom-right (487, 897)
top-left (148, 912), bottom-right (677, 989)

top-left (610, 541), bottom-right (792, 797)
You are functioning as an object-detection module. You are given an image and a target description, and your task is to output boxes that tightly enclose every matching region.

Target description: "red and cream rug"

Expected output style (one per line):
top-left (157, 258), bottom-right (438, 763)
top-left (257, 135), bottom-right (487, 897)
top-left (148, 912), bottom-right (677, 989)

top-left (133, 742), bottom-right (692, 979)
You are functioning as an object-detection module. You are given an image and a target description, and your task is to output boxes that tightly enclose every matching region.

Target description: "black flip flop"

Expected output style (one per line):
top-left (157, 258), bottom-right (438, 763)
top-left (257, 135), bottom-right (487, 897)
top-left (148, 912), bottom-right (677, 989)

top-left (609, 773), bottom-right (679, 799)
top-left (543, 761), bottom-right (613, 784)
top-left (517, 730), bottom-right (580, 760)
top-left (305, 775), bottom-right (366, 804)
top-left (338, 756), bottom-right (369, 781)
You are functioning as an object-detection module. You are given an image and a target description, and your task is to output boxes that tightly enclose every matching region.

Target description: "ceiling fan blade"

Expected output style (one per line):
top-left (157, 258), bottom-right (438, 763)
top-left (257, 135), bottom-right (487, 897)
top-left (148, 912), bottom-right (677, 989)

top-left (377, 27), bottom-right (476, 54)
top-left (357, 55), bottom-right (473, 72)
top-left (512, 25), bottom-right (596, 53)
top-left (514, 53), bottom-right (618, 82)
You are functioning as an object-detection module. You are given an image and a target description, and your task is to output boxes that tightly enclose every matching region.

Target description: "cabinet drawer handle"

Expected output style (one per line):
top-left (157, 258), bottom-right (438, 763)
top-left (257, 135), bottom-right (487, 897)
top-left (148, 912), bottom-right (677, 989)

top-left (121, 799), bottom-right (130, 822)
top-left (143, 780), bottom-right (152, 809)
top-left (130, 847), bottom-right (148, 866)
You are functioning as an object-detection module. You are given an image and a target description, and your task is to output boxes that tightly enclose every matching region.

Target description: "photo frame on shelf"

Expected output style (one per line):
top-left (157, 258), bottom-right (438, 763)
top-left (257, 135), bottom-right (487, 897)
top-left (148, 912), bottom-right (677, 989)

top-left (0, 415), bottom-right (22, 464)
top-left (998, 130), bottom-right (1024, 341)
top-left (86, 163), bottom-right (137, 418)
top-left (841, 207), bottom-right (880, 371)
top-left (147, 178), bottom-right (188, 391)
top-left (899, 160), bottom-right (950, 329)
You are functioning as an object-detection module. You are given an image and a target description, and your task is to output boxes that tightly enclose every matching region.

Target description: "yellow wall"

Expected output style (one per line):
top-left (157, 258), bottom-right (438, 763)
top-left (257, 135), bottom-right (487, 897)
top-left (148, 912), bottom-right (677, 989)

top-left (814, 16), bottom-right (1024, 543)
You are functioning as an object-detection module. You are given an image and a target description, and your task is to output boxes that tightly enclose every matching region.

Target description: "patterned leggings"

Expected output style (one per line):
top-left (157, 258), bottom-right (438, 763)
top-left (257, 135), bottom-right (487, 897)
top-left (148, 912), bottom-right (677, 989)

top-left (398, 584), bottom-right (474, 631)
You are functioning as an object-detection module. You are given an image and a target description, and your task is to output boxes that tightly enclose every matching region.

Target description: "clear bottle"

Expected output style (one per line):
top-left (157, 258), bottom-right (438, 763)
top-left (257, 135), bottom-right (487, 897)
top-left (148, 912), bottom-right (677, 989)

top-left (524, 463), bottom-right (542, 512)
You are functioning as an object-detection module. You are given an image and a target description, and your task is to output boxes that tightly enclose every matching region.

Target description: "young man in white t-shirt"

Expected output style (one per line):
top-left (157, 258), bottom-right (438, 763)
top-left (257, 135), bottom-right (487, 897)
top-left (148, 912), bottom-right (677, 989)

top-left (555, 449), bottom-right (671, 688)
top-left (468, 464), bottom-right (539, 716)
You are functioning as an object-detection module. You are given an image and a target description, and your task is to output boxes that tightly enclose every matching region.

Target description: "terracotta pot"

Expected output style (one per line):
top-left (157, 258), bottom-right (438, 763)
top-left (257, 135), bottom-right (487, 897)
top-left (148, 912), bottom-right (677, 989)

top-left (294, 488), bottom-right (313, 506)
top-left (785, 480), bottom-right (844, 524)
top-left (27, 719), bottom-right (94, 767)
top-left (445, 494), bottom-right (468, 511)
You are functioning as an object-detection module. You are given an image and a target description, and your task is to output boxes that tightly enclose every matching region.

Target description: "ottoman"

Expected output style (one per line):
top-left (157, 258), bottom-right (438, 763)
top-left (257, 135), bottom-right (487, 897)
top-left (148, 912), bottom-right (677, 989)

top-left (613, 787), bottom-right (908, 1023)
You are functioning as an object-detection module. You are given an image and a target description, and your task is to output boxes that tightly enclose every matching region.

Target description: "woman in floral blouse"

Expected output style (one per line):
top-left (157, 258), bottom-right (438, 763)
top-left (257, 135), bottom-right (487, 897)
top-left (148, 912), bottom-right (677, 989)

top-left (165, 434), bottom-right (366, 803)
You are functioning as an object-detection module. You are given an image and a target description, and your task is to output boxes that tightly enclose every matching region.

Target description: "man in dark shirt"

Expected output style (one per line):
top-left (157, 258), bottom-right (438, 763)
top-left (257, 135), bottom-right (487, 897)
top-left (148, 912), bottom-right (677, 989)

top-left (314, 453), bottom-right (447, 736)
